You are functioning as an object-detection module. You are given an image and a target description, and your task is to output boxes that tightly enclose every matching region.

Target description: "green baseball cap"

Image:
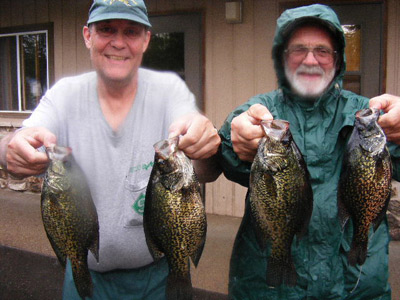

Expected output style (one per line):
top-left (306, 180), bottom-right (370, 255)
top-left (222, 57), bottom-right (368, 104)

top-left (87, 0), bottom-right (151, 27)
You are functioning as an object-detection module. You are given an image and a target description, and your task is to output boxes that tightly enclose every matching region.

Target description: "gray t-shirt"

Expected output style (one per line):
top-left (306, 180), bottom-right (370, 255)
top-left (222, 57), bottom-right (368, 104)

top-left (24, 68), bottom-right (198, 272)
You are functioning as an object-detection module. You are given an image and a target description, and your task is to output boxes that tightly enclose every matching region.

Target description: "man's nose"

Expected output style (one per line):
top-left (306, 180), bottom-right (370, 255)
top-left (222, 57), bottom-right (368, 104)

top-left (302, 50), bottom-right (319, 65)
top-left (110, 31), bottom-right (126, 48)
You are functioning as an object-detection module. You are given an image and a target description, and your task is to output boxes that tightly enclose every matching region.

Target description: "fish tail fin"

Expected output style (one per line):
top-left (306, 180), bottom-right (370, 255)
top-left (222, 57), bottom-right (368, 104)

top-left (71, 258), bottom-right (93, 299)
top-left (348, 240), bottom-right (368, 266)
top-left (166, 272), bottom-right (192, 300)
top-left (266, 256), bottom-right (297, 287)
top-left (89, 236), bottom-right (100, 263)
top-left (373, 195), bottom-right (390, 232)
top-left (190, 239), bottom-right (206, 267)
top-left (337, 195), bottom-right (350, 231)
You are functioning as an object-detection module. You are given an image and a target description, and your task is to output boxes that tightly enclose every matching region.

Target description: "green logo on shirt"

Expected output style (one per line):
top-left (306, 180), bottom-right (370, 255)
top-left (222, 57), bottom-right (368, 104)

top-left (133, 193), bottom-right (145, 215)
top-left (129, 161), bottom-right (154, 174)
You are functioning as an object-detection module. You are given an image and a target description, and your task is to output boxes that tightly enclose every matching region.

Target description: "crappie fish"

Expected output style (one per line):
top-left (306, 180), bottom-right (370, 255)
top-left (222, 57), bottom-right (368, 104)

top-left (41, 145), bottom-right (99, 299)
top-left (338, 108), bottom-right (392, 266)
top-left (144, 136), bottom-right (207, 300)
top-left (249, 120), bottom-right (313, 287)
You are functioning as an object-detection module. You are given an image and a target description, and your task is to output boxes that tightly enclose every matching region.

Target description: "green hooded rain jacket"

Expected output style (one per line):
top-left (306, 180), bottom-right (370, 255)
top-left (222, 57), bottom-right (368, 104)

top-left (219, 4), bottom-right (400, 300)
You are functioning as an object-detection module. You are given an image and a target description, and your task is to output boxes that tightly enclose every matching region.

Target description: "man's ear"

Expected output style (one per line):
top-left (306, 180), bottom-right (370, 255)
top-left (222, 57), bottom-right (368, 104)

top-left (142, 30), bottom-right (151, 53)
top-left (82, 26), bottom-right (92, 49)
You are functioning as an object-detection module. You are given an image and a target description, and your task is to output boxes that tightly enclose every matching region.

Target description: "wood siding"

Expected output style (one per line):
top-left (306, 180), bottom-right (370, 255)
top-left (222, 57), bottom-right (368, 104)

top-left (1, 0), bottom-right (399, 217)
top-left (0, 0), bottom-right (92, 80)
top-left (387, 0), bottom-right (400, 96)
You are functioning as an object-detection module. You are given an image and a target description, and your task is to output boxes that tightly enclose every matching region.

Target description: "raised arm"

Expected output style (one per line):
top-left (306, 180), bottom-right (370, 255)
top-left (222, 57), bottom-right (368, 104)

top-left (0, 127), bottom-right (56, 178)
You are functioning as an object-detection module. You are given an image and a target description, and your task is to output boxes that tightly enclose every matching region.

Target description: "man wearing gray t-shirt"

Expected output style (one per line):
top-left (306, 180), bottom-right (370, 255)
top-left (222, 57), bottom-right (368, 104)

top-left (0, 1), bottom-right (221, 299)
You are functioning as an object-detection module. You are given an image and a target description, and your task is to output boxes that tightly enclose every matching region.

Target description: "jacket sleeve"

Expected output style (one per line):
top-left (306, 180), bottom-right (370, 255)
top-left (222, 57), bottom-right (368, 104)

top-left (218, 95), bottom-right (277, 187)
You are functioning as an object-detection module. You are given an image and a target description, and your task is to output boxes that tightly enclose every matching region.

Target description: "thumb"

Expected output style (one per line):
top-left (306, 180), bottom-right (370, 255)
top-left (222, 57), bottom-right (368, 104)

top-left (247, 104), bottom-right (273, 124)
top-left (168, 130), bottom-right (180, 139)
top-left (369, 94), bottom-right (395, 112)
top-left (32, 127), bottom-right (57, 148)
top-left (43, 133), bottom-right (57, 148)
top-left (168, 116), bottom-right (191, 139)
top-left (369, 99), bottom-right (383, 110)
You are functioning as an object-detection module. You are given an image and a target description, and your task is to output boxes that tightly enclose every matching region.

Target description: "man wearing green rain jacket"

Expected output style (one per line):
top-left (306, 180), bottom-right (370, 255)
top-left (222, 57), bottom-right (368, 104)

top-left (219, 4), bottom-right (400, 299)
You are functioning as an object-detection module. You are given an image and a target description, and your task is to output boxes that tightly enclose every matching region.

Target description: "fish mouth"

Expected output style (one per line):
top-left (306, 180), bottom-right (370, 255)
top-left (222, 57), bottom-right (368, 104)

top-left (46, 145), bottom-right (72, 161)
top-left (153, 135), bottom-right (193, 190)
top-left (153, 136), bottom-right (180, 160)
top-left (356, 107), bottom-right (378, 118)
top-left (356, 108), bottom-right (385, 136)
top-left (356, 108), bottom-right (380, 125)
top-left (261, 120), bottom-right (290, 141)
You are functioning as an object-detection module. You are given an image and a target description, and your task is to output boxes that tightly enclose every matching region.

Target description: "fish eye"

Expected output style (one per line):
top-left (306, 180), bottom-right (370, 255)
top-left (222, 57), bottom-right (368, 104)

top-left (281, 136), bottom-right (291, 146)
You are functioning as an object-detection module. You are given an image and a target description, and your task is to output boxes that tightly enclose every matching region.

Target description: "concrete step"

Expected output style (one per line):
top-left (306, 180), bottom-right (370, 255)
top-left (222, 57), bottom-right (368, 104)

top-left (0, 245), bottom-right (63, 300)
top-left (0, 245), bottom-right (229, 300)
top-left (0, 189), bottom-right (399, 299)
top-left (0, 189), bottom-right (237, 298)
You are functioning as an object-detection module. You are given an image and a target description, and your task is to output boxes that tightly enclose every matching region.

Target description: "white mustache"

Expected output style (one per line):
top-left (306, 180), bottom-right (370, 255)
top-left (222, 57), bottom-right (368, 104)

top-left (295, 65), bottom-right (324, 75)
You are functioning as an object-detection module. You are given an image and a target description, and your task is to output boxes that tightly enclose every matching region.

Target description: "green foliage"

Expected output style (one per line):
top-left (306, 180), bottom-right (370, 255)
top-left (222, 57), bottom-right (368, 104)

top-left (142, 32), bottom-right (184, 78)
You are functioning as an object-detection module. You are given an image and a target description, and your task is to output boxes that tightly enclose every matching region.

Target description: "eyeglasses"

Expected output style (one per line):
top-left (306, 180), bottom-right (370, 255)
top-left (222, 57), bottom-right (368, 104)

top-left (284, 46), bottom-right (337, 65)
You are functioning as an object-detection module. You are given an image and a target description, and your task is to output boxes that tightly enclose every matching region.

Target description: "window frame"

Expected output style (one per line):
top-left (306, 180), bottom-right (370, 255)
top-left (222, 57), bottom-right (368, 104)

top-left (0, 23), bottom-right (54, 119)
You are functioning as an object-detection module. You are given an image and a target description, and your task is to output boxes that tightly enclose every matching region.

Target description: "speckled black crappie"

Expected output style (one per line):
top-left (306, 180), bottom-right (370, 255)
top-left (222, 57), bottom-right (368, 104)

top-left (41, 145), bottom-right (99, 299)
top-left (144, 136), bottom-right (206, 300)
top-left (249, 120), bottom-right (313, 287)
top-left (338, 108), bottom-right (392, 266)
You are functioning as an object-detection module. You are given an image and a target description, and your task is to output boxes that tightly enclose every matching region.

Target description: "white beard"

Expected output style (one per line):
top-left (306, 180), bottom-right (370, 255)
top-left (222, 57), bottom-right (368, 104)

top-left (284, 62), bottom-right (336, 99)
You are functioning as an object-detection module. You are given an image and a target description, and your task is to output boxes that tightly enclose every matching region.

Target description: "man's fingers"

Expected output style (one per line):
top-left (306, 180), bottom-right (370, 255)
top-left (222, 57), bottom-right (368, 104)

top-left (169, 113), bottom-right (221, 160)
top-left (247, 104), bottom-right (273, 122)
top-left (4, 127), bottom-right (56, 177)
top-left (180, 123), bottom-right (220, 159)
top-left (230, 104), bottom-right (272, 162)
top-left (369, 94), bottom-right (397, 112)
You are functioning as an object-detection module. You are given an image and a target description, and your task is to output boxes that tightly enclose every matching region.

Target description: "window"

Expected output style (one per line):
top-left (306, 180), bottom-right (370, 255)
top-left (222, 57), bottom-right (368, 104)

top-left (142, 32), bottom-right (185, 79)
top-left (143, 13), bottom-right (203, 109)
top-left (342, 24), bottom-right (362, 95)
top-left (0, 23), bottom-right (53, 113)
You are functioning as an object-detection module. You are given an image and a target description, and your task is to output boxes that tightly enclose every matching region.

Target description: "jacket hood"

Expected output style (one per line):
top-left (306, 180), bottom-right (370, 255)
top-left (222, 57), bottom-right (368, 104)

top-left (272, 4), bottom-right (346, 98)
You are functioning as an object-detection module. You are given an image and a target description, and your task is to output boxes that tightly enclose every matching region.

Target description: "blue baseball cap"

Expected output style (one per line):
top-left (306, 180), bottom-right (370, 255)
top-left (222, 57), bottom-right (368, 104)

top-left (87, 0), bottom-right (151, 27)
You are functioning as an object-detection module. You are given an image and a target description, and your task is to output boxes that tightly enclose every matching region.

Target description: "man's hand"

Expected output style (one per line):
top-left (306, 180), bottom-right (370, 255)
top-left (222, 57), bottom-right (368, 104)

top-left (370, 94), bottom-right (400, 144)
top-left (231, 104), bottom-right (273, 162)
top-left (0, 127), bottom-right (56, 177)
top-left (169, 113), bottom-right (221, 160)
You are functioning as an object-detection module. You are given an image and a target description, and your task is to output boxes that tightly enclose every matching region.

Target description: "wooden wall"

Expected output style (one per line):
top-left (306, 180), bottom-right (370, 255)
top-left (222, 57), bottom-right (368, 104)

top-left (386, 0), bottom-right (400, 96)
top-left (0, 0), bottom-right (93, 81)
top-left (202, 0), bottom-right (279, 216)
top-left (0, 0), bottom-right (399, 217)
